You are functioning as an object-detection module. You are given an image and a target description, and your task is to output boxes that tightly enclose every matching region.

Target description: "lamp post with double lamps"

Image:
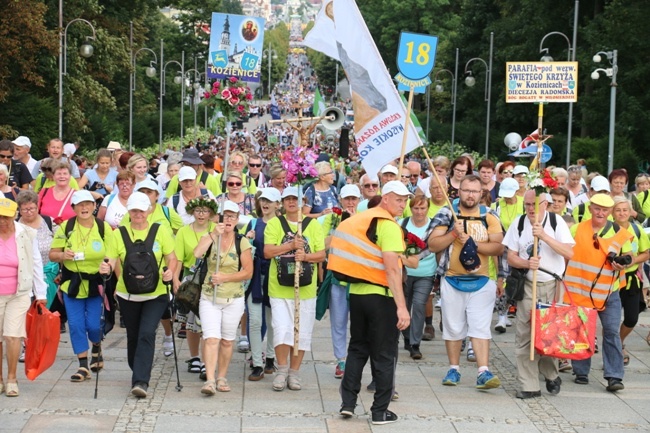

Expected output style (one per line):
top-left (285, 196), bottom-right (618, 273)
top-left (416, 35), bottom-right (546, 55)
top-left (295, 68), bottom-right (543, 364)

top-left (160, 50), bottom-right (184, 152)
top-left (430, 48), bottom-right (459, 152)
top-left (263, 44), bottom-right (278, 97)
top-left (591, 50), bottom-right (618, 174)
top-left (129, 22), bottom-right (157, 151)
top-left (464, 32), bottom-right (493, 158)
top-left (58, 5), bottom-right (96, 139)
top-left (185, 59), bottom-right (202, 144)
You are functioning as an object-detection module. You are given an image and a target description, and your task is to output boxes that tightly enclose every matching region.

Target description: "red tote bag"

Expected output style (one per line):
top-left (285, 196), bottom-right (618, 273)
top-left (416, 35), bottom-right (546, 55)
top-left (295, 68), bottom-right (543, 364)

top-left (25, 301), bottom-right (61, 380)
top-left (534, 283), bottom-right (598, 361)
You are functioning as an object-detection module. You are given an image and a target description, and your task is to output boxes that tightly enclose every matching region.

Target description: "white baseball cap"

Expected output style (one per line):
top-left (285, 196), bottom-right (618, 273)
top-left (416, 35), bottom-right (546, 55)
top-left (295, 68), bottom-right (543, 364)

top-left (135, 179), bottom-right (159, 192)
top-left (178, 166), bottom-right (197, 181)
top-left (380, 165), bottom-right (398, 175)
top-left (218, 200), bottom-right (240, 214)
top-left (281, 186), bottom-right (300, 199)
top-left (382, 180), bottom-right (413, 198)
top-left (513, 165), bottom-right (529, 176)
top-left (12, 136), bottom-right (32, 148)
top-left (340, 184), bottom-right (361, 198)
top-left (107, 141), bottom-right (122, 150)
top-left (259, 187), bottom-right (281, 202)
top-left (127, 192), bottom-right (151, 211)
top-left (498, 178), bottom-right (519, 198)
top-left (590, 175), bottom-right (611, 193)
top-left (71, 190), bottom-right (95, 205)
top-left (63, 143), bottom-right (76, 157)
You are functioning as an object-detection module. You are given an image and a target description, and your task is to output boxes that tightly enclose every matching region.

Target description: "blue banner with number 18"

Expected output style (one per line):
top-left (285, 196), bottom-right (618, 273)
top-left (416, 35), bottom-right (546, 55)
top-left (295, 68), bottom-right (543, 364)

top-left (395, 32), bottom-right (438, 94)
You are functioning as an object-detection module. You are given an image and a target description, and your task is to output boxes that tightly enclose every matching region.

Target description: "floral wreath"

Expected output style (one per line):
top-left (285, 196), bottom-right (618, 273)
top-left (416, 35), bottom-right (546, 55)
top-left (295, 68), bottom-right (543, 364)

top-left (185, 197), bottom-right (218, 215)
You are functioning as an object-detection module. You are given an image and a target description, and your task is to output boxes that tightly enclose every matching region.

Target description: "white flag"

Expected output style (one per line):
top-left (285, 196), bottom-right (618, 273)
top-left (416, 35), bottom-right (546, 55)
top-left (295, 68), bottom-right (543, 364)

top-left (304, 0), bottom-right (423, 178)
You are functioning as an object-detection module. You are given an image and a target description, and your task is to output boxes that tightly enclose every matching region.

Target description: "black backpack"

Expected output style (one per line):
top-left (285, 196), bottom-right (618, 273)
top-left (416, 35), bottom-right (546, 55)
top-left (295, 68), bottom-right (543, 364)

top-left (118, 223), bottom-right (163, 295)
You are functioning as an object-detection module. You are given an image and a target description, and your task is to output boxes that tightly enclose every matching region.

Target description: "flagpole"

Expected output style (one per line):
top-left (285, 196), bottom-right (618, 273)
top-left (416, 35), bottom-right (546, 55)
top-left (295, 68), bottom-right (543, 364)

top-left (398, 86), bottom-right (415, 173)
top-left (530, 102), bottom-right (544, 361)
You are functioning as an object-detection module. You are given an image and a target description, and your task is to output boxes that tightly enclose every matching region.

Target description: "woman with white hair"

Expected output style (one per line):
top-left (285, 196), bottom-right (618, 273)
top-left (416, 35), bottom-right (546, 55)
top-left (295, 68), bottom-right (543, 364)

top-left (0, 164), bottom-right (19, 201)
top-left (303, 161), bottom-right (339, 218)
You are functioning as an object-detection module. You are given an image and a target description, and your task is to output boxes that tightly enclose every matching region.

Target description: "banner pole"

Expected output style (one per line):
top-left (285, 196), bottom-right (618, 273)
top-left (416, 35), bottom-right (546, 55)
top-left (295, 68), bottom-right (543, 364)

top-left (397, 86), bottom-right (415, 174)
top-left (530, 102), bottom-right (544, 361)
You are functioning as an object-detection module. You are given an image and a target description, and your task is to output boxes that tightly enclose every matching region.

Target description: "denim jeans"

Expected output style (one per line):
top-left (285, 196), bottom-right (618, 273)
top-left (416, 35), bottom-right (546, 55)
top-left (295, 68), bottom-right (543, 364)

top-left (62, 292), bottom-right (103, 355)
top-left (329, 283), bottom-right (349, 360)
top-left (402, 276), bottom-right (434, 345)
top-left (572, 291), bottom-right (624, 380)
top-left (117, 294), bottom-right (169, 386)
top-left (247, 295), bottom-right (275, 367)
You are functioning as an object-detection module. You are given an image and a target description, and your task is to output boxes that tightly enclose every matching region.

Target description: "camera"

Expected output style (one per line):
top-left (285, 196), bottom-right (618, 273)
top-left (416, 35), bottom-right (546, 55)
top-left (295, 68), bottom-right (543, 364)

top-left (606, 252), bottom-right (632, 266)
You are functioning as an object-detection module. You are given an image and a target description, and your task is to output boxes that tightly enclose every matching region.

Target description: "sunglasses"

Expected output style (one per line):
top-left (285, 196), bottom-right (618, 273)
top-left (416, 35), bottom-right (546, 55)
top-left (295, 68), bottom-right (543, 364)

top-left (363, 183), bottom-right (378, 188)
top-left (401, 175), bottom-right (411, 178)
top-left (0, 153), bottom-right (13, 159)
top-left (227, 181), bottom-right (242, 187)
top-left (502, 170), bottom-right (513, 174)
top-left (593, 234), bottom-right (600, 250)
top-left (249, 163), bottom-right (262, 168)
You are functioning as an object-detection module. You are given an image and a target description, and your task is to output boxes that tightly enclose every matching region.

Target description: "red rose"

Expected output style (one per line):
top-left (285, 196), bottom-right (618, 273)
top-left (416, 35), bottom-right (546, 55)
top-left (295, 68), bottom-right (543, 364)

top-left (229, 76), bottom-right (238, 83)
top-left (332, 207), bottom-right (342, 216)
top-left (204, 91), bottom-right (211, 99)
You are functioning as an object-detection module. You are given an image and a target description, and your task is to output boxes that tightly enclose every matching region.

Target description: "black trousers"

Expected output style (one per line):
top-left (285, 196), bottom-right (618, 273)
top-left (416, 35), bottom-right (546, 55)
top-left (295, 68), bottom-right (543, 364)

top-left (117, 294), bottom-right (169, 386)
top-left (340, 293), bottom-right (399, 415)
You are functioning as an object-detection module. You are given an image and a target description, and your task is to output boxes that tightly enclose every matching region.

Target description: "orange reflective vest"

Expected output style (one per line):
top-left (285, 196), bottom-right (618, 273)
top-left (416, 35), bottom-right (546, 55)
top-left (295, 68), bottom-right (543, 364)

top-left (564, 220), bottom-right (632, 309)
top-left (327, 206), bottom-right (400, 288)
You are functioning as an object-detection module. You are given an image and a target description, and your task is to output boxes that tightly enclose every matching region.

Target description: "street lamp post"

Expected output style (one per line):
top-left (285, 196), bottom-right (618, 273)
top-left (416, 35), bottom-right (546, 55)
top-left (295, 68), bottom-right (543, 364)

top-left (539, 0), bottom-right (579, 167)
top-left (591, 49), bottom-right (618, 174)
top-left (431, 48), bottom-right (459, 152)
top-left (184, 64), bottom-right (200, 145)
top-left (129, 22), bottom-right (157, 151)
top-left (464, 32), bottom-right (493, 158)
top-left (263, 44), bottom-right (278, 97)
top-left (58, 0), bottom-right (96, 139)
top-left (160, 50), bottom-right (184, 152)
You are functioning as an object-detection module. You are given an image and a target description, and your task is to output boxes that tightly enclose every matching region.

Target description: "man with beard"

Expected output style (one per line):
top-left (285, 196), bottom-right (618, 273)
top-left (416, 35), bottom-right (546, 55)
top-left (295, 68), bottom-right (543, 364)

top-left (428, 175), bottom-right (504, 390)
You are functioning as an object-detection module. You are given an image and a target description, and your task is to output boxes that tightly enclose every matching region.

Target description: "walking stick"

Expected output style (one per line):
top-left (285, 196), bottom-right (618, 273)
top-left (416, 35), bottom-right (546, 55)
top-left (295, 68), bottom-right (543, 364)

top-left (421, 147), bottom-right (458, 222)
top-left (95, 258), bottom-right (110, 399)
top-left (163, 266), bottom-right (183, 391)
top-left (293, 187), bottom-right (304, 357)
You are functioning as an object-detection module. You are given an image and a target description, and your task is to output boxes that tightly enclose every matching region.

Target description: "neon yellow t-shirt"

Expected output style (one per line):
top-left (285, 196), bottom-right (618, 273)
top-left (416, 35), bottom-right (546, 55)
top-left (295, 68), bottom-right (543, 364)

top-left (349, 219), bottom-right (405, 297)
top-left (34, 174), bottom-right (79, 193)
top-left (107, 223), bottom-right (176, 298)
top-left (402, 200), bottom-right (445, 218)
top-left (175, 223), bottom-right (215, 270)
top-left (264, 216), bottom-right (325, 299)
top-left (51, 219), bottom-right (114, 297)
top-left (164, 171), bottom-right (222, 199)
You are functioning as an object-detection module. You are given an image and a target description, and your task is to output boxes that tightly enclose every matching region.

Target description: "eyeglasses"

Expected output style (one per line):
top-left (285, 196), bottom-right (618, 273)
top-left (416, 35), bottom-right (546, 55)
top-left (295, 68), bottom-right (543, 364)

top-left (410, 174), bottom-right (419, 178)
top-left (322, 171), bottom-right (334, 176)
top-left (502, 170), bottom-right (513, 174)
top-left (249, 163), bottom-right (262, 168)
top-left (227, 181), bottom-right (242, 187)
top-left (222, 213), bottom-right (238, 220)
top-left (524, 201), bottom-right (547, 208)
top-left (363, 183), bottom-right (378, 189)
top-left (194, 208), bottom-right (210, 214)
top-left (400, 175), bottom-right (410, 178)
top-left (20, 206), bottom-right (37, 213)
top-left (453, 168), bottom-right (466, 174)
top-left (231, 160), bottom-right (244, 166)
top-left (460, 189), bottom-right (481, 195)
top-left (0, 153), bottom-right (13, 159)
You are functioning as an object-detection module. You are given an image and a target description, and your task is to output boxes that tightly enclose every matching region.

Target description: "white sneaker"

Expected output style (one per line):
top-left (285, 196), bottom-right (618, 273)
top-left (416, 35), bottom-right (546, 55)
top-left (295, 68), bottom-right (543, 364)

top-left (237, 336), bottom-right (250, 353)
top-left (435, 299), bottom-right (442, 310)
top-left (505, 317), bottom-right (513, 327)
top-left (163, 335), bottom-right (174, 357)
top-left (494, 316), bottom-right (507, 334)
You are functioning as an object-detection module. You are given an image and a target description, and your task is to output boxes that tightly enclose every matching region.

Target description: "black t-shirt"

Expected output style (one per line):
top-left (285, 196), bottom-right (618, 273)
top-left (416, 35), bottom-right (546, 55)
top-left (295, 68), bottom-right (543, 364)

top-left (8, 159), bottom-right (33, 188)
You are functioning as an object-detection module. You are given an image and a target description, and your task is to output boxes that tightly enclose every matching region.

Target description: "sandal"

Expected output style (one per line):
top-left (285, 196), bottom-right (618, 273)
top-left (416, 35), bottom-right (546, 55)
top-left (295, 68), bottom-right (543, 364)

top-left (71, 367), bottom-right (92, 382)
top-left (623, 346), bottom-right (630, 366)
top-left (6, 382), bottom-right (19, 397)
top-left (216, 377), bottom-right (231, 392)
top-left (201, 380), bottom-right (216, 396)
top-left (187, 357), bottom-right (201, 373)
top-left (199, 364), bottom-right (207, 381)
top-left (90, 344), bottom-right (104, 372)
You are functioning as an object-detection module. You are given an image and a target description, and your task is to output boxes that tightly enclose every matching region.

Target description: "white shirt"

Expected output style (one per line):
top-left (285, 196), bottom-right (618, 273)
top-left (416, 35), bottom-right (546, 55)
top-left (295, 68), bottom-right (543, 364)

top-left (101, 194), bottom-right (127, 229)
top-left (502, 212), bottom-right (575, 283)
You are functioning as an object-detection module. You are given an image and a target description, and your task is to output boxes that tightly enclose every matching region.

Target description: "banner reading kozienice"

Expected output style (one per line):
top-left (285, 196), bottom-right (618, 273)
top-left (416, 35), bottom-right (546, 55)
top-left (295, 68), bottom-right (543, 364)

top-left (208, 13), bottom-right (265, 83)
top-left (506, 62), bottom-right (578, 103)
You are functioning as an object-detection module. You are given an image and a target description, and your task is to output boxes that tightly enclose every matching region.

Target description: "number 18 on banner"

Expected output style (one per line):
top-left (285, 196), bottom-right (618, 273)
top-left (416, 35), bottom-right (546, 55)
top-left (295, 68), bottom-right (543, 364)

top-left (395, 32), bottom-right (438, 94)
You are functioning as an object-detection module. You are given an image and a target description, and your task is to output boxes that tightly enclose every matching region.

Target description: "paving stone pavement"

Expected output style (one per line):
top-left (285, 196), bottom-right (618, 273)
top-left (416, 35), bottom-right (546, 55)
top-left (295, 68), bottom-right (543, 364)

top-left (3, 307), bottom-right (650, 433)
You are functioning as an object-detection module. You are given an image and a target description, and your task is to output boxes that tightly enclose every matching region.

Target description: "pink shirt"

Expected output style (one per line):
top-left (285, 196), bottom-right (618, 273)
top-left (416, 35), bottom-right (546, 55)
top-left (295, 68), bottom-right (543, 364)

top-left (38, 188), bottom-right (76, 223)
top-left (0, 233), bottom-right (19, 295)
